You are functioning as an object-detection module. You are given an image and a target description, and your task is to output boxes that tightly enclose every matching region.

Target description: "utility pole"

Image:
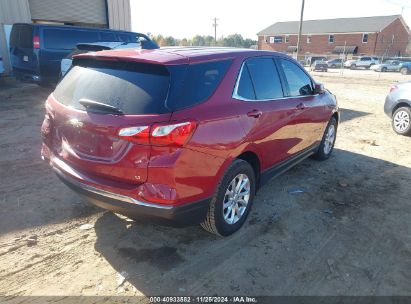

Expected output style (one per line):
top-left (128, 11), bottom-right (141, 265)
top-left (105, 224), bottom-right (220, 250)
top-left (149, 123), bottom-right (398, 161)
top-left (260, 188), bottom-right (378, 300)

top-left (212, 17), bottom-right (219, 44)
top-left (296, 0), bottom-right (305, 59)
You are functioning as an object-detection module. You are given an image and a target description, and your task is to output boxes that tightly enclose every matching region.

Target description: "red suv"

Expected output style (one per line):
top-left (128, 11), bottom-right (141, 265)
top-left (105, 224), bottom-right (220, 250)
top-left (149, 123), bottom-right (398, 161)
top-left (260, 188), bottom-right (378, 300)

top-left (41, 47), bottom-right (338, 236)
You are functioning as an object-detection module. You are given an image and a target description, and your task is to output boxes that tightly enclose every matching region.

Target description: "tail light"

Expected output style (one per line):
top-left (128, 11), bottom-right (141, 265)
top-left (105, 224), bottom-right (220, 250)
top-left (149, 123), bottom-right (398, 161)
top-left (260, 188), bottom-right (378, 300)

top-left (151, 121), bottom-right (197, 146)
top-left (118, 121), bottom-right (197, 147)
top-left (33, 36), bottom-right (40, 49)
top-left (118, 126), bottom-right (150, 145)
top-left (389, 85), bottom-right (398, 93)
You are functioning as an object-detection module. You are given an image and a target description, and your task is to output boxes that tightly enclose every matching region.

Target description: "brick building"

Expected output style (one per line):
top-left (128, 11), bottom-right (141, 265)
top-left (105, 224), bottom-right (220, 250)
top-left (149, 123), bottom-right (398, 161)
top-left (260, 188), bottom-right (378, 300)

top-left (258, 15), bottom-right (410, 57)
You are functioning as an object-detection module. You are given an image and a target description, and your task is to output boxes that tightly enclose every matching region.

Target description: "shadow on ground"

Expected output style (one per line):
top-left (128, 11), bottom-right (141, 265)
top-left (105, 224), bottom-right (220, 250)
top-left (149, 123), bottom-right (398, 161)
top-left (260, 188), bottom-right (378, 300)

top-left (339, 108), bottom-right (371, 123)
top-left (93, 149), bottom-right (411, 296)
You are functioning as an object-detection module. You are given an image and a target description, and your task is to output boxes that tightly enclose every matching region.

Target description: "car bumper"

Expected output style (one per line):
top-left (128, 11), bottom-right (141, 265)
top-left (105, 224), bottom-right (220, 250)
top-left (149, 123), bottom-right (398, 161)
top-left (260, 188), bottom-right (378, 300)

top-left (13, 68), bottom-right (42, 83)
top-left (47, 156), bottom-right (210, 227)
top-left (384, 94), bottom-right (395, 117)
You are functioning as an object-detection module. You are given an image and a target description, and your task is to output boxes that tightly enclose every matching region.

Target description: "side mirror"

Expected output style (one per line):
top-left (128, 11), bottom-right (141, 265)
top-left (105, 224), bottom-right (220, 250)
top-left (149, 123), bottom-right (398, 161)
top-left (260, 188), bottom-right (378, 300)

top-left (314, 83), bottom-right (325, 94)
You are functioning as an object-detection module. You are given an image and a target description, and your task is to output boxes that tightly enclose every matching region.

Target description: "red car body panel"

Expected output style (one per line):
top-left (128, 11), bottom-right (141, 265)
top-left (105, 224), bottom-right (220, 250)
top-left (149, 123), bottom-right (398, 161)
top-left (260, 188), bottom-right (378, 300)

top-left (41, 47), bottom-right (338, 225)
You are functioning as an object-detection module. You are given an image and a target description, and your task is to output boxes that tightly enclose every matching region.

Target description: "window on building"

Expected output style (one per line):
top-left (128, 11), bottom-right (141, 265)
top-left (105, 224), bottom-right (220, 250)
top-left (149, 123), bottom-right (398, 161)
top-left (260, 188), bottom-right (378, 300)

top-left (285, 35), bottom-right (289, 43)
top-left (307, 35), bottom-right (312, 43)
top-left (328, 35), bottom-right (334, 43)
top-left (362, 33), bottom-right (369, 43)
top-left (269, 37), bottom-right (275, 44)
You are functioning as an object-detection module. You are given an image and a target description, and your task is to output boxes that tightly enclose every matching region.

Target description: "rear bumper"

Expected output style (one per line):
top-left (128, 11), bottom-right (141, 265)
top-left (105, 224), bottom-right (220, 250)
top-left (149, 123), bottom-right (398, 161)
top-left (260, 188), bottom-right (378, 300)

top-left (45, 154), bottom-right (210, 227)
top-left (13, 67), bottom-right (42, 83)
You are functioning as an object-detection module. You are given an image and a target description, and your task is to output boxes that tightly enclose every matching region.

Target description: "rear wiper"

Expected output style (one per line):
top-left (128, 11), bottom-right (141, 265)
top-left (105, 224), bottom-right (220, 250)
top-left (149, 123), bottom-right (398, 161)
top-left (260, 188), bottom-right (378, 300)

top-left (79, 98), bottom-right (124, 115)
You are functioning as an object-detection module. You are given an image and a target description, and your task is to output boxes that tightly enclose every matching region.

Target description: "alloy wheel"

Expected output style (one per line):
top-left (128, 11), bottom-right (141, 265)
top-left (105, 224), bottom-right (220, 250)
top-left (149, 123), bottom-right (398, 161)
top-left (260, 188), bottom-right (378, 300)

top-left (323, 124), bottom-right (335, 155)
top-left (394, 110), bottom-right (410, 132)
top-left (223, 174), bottom-right (250, 225)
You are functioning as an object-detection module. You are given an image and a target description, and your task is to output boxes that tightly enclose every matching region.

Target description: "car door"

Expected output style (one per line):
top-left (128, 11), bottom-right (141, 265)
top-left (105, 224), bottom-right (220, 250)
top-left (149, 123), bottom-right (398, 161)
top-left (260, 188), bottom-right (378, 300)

top-left (277, 57), bottom-right (329, 152)
top-left (233, 57), bottom-right (308, 170)
top-left (390, 61), bottom-right (400, 71)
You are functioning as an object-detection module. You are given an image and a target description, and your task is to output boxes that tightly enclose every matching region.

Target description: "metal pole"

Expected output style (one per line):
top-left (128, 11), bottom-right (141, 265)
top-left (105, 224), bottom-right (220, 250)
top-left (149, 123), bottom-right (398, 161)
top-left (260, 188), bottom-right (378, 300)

top-left (213, 18), bottom-right (219, 44)
top-left (296, 0), bottom-right (305, 59)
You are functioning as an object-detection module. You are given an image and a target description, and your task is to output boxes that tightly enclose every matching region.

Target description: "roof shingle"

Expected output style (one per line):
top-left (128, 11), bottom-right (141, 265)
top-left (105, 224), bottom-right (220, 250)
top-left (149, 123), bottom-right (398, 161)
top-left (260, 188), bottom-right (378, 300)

top-left (258, 15), bottom-right (403, 36)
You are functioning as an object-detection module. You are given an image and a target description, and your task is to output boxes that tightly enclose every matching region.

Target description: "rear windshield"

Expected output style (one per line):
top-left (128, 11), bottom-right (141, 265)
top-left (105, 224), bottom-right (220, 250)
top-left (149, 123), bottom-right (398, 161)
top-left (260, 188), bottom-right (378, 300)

top-left (54, 59), bottom-right (231, 114)
top-left (53, 61), bottom-right (170, 115)
top-left (10, 24), bottom-right (33, 48)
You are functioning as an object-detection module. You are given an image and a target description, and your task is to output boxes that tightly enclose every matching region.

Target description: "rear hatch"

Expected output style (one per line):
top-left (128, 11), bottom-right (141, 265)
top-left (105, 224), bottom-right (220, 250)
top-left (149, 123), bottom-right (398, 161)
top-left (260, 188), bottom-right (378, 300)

top-left (9, 24), bottom-right (39, 76)
top-left (44, 58), bottom-right (173, 184)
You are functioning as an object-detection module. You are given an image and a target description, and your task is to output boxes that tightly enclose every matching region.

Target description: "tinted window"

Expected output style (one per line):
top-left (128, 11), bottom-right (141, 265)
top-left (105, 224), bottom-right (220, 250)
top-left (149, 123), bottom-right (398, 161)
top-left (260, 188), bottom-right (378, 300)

top-left (167, 60), bottom-right (232, 110)
top-left (10, 25), bottom-right (33, 48)
top-left (280, 59), bottom-right (313, 96)
top-left (246, 58), bottom-right (283, 100)
top-left (100, 32), bottom-right (116, 41)
top-left (43, 29), bottom-right (99, 50)
top-left (54, 61), bottom-right (170, 114)
top-left (236, 64), bottom-right (256, 100)
top-left (118, 33), bottom-right (136, 43)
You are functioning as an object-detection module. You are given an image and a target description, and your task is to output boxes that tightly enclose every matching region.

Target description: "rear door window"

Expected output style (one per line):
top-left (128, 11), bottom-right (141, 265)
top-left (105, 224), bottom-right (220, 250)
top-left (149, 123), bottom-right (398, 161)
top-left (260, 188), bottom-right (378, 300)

top-left (236, 64), bottom-right (256, 100)
top-left (53, 60), bottom-right (170, 114)
top-left (245, 57), bottom-right (283, 100)
top-left (43, 29), bottom-right (99, 50)
top-left (10, 24), bottom-right (33, 48)
top-left (279, 59), bottom-right (313, 96)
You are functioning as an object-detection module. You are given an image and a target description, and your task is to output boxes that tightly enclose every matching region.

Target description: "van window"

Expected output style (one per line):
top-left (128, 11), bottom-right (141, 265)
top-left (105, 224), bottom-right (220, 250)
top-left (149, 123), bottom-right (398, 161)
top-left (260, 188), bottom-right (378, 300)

top-left (10, 24), bottom-right (33, 48)
top-left (118, 33), bottom-right (136, 43)
top-left (100, 32), bottom-right (116, 41)
top-left (53, 61), bottom-right (170, 114)
top-left (43, 29), bottom-right (100, 50)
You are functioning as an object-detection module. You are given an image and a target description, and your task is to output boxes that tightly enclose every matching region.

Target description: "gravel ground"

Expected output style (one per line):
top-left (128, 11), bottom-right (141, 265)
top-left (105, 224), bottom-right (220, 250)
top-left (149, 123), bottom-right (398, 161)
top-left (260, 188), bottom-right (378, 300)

top-left (0, 69), bottom-right (410, 299)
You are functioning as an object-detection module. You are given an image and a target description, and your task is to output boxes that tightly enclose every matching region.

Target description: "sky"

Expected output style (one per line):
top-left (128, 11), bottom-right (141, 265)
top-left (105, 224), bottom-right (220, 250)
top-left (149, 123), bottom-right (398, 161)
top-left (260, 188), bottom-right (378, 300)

top-left (131, 0), bottom-right (411, 40)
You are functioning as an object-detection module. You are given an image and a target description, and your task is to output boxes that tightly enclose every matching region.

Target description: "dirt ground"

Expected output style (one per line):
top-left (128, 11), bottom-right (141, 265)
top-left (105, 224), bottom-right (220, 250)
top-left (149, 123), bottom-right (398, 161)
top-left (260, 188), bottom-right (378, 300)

top-left (0, 68), bottom-right (410, 299)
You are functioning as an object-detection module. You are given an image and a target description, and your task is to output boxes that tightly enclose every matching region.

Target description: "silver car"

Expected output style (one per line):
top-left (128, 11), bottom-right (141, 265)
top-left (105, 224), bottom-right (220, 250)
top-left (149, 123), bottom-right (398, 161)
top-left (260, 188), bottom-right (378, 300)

top-left (371, 60), bottom-right (403, 72)
top-left (384, 81), bottom-right (411, 135)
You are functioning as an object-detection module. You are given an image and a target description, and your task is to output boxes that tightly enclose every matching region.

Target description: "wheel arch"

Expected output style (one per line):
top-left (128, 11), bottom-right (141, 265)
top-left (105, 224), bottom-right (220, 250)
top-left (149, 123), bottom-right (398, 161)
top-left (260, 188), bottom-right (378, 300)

top-left (392, 100), bottom-right (411, 116)
top-left (236, 150), bottom-right (261, 191)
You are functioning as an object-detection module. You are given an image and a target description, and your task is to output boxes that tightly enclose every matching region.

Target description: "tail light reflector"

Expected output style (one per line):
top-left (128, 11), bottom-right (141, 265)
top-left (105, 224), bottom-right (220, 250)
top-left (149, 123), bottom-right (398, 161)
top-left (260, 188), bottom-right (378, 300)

top-left (33, 36), bottom-right (40, 49)
top-left (389, 85), bottom-right (398, 93)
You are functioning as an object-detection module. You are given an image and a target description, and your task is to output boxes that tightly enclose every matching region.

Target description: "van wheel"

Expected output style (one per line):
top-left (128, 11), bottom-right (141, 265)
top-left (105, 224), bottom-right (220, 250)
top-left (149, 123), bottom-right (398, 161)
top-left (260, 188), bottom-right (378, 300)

top-left (312, 117), bottom-right (337, 161)
top-left (201, 159), bottom-right (256, 236)
top-left (350, 64), bottom-right (356, 70)
top-left (401, 67), bottom-right (409, 75)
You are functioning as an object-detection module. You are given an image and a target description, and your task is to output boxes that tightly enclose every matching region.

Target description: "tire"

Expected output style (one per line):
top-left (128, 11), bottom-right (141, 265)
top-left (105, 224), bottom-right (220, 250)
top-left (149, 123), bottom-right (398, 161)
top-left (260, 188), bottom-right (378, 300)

top-left (392, 107), bottom-right (411, 136)
top-left (201, 159), bottom-right (256, 236)
top-left (382, 67), bottom-right (387, 72)
top-left (400, 67), bottom-right (409, 75)
top-left (350, 64), bottom-right (356, 70)
top-left (312, 117), bottom-right (338, 161)
top-left (331, 64), bottom-right (336, 68)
